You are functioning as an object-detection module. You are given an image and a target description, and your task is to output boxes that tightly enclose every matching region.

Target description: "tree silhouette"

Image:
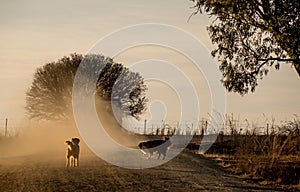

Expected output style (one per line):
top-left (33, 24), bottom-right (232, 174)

top-left (26, 53), bottom-right (147, 120)
top-left (190, 0), bottom-right (299, 94)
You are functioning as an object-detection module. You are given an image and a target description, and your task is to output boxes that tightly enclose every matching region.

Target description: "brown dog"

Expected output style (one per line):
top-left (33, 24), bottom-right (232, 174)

top-left (65, 138), bottom-right (80, 167)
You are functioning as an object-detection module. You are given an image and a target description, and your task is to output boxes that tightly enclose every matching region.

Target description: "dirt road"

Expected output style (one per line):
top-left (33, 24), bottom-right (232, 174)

top-left (0, 150), bottom-right (289, 192)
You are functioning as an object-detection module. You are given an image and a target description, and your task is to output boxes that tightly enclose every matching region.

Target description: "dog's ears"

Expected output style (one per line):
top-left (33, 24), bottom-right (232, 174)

top-left (71, 138), bottom-right (80, 144)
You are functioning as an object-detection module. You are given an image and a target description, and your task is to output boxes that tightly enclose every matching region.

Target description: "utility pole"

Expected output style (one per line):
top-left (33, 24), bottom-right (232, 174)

top-left (5, 118), bottom-right (8, 137)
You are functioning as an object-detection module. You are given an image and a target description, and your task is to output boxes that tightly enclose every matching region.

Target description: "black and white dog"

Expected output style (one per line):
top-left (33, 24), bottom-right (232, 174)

top-left (138, 137), bottom-right (172, 160)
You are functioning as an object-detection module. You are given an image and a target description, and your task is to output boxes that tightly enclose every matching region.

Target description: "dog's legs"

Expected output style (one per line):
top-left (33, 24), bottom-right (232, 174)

top-left (162, 151), bottom-right (167, 160)
top-left (66, 157), bottom-right (70, 167)
top-left (74, 157), bottom-right (78, 167)
top-left (140, 149), bottom-right (147, 156)
top-left (157, 153), bottom-right (161, 160)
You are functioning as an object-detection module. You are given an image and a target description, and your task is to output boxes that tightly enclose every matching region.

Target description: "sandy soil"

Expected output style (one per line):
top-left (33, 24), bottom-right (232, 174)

top-left (0, 150), bottom-right (288, 192)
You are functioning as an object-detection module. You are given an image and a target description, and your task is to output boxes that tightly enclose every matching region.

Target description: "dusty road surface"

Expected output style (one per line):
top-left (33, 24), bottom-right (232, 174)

top-left (0, 150), bottom-right (288, 192)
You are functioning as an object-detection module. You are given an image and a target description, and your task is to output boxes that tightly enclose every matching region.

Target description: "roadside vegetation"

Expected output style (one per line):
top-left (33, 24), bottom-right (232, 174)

top-left (136, 114), bottom-right (299, 188)
top-left (189, 115), bottom-right (300, 189)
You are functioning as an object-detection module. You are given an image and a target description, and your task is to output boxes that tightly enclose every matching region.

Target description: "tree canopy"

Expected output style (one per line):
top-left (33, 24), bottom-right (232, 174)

top-left (190, 0), bottom-right (300, 94)
top-left (26, 53), bottom-right (147, 120)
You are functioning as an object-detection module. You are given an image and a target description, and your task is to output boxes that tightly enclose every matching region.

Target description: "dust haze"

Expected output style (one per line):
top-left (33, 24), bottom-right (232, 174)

top-left (0, 98), bottom-right (145, 165)
top-left (0, 120), bottom-right (79, 164)
top-left (95, 99), bottom-right (147, 148)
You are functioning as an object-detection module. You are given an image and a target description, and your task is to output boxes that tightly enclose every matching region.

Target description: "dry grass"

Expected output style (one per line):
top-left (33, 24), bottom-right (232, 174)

top-left (200, 117), bottom-right (300, 189)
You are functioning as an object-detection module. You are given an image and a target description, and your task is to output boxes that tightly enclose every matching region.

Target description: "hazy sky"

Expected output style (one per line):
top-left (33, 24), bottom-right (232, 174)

top-left (0, 0), bottom-right (299, 132)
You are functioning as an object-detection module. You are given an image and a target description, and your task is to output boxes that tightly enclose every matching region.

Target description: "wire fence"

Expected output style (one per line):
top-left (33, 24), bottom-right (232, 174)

top-left (123, 119), bottom-right (280, 136)
top-left (1, 115), bottom-right (298, 138)
top-left (124, 114), bottom-right (300, 135)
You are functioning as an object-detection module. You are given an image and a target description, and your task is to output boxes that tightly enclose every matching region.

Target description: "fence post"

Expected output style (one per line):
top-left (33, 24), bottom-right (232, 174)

top-left (144, 120), bottom-right (147, 135)
top-left (5, 118), bottom-right (8, 137)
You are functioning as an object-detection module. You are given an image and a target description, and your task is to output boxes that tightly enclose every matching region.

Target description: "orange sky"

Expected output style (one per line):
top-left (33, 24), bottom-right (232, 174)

top-left (0, 0), bottom-right (299, 132)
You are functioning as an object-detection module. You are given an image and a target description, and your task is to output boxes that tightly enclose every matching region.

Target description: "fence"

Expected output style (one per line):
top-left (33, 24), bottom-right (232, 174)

top-left (0, 118), bottom-right (21, 138)
top-left (124, 117), bottom-right (278, 136)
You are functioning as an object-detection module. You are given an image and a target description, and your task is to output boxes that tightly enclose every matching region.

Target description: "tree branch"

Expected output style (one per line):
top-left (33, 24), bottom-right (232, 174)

top-left (254, 60), bottom-right (269, 75)
top-left (253, 57), bottom-right (295, 75)
top-left (258, 58), bottom-right (296, 62)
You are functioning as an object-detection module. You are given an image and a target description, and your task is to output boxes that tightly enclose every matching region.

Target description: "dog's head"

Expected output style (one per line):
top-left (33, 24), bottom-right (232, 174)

top-left (138, 142), bottom-right (144, 149)
top-left (72, 138), bottom-right (80, 145)
top-left (163, 136), bottom-right (170, 141)
top-left (65, 140), bottom-right (73, 146)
